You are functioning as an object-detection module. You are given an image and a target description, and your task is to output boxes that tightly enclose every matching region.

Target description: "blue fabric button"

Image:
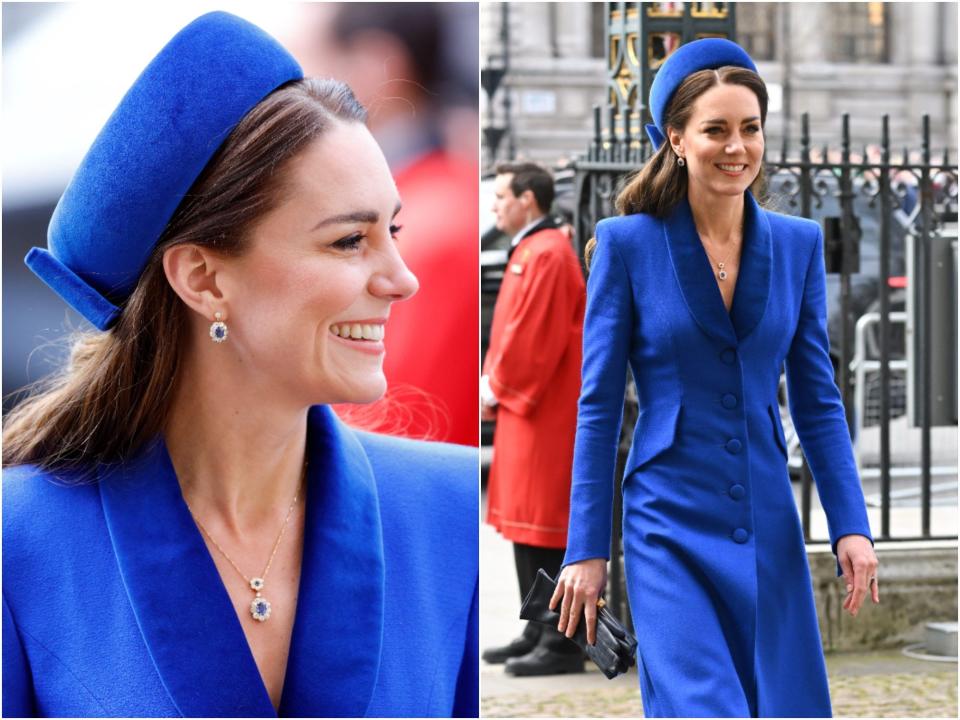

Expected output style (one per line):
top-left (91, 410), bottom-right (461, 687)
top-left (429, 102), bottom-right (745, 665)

top-left (729, 484), bottom-right (746, 500)
top-left (725, 438), bottom-right (742, 454)
top-left (733, 528), bottom-right (749, 543)
top-left (720, 348), bottom-right (737, 365)
top-left (722, 393), bottom-right (738, 409)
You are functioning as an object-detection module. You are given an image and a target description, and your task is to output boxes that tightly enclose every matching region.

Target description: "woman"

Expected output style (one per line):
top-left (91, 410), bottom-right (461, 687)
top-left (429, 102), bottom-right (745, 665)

top-left (2, 12), bottom-right (477, 718)
top-left (550, 39), bottom-right (879, 717)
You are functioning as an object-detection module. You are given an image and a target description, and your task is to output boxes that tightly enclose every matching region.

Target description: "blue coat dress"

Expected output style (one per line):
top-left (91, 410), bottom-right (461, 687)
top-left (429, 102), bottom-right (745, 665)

top-left (3, 405), bottom-right (478, 718)
top-left (563, 190), bottom-right (874, 717)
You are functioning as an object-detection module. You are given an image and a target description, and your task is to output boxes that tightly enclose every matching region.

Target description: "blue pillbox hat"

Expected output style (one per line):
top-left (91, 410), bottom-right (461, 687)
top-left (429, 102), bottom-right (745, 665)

top-left (645, 37), bottom-right (757, 151)
top-left (25, 11), bottom-right (303, 330)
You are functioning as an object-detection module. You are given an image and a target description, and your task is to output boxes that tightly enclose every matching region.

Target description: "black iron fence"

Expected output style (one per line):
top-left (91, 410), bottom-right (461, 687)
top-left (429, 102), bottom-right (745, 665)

top-left (571, 108), bottom-right (958, 624)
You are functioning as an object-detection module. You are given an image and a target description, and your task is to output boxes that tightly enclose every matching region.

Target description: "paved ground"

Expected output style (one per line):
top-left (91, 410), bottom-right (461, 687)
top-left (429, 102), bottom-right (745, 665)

top-left (481, 660), bottom-right (958, 717)
top-left (480, 511), bottom-right (958, 718)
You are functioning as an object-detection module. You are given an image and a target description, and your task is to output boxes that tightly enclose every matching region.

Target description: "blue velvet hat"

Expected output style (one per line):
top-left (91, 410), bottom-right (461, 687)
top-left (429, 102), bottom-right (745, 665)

top-left (645, 38), bottom-right (757, 151)
top-left (25, 11), bottom-right (303, 330)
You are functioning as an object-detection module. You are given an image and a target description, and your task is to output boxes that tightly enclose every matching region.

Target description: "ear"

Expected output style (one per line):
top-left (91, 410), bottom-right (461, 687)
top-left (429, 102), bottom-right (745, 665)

top-left (162, 244), bottom-right (228, 322)
top-left (519, 188), bottom-right (537, 211)
top-left (666, 127), bottom-right (684, 156)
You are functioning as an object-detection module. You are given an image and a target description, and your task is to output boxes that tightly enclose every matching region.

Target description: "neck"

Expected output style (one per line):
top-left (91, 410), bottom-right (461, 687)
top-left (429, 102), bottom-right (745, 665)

top-left (164, 340), bottom-right (308, 537)
top-left (687, 184), bottom-right (745, 245)
top-left (514, 212), bottom-right (546, 237)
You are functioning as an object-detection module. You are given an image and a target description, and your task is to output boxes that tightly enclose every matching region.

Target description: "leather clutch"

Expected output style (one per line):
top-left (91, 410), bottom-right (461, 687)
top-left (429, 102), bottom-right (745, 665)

top-left (519, 568), bottom-right (638, 679)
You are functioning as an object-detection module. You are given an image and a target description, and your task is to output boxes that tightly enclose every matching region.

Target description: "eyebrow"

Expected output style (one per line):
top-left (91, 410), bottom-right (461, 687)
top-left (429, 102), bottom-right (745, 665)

top-left (311, 201), bottom-right (402, 231)
top-left (700, 116), bottom-right (761, 125)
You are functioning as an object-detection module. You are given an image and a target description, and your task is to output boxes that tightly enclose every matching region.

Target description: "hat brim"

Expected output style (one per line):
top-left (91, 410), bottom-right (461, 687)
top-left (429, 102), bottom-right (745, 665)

top-left (25, 247), bottom-right (121, 331)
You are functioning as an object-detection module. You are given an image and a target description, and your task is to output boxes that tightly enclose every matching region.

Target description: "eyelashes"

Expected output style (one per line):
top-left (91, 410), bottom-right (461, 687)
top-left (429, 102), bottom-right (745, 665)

top-left (331, 224), bottom-right (404, 251)
top-left (705, 125), bottom-right (761, 135)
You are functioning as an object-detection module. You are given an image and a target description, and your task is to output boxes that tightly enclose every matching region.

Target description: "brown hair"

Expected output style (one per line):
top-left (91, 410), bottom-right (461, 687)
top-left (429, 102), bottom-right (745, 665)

top-left (585, 65), bottom-right (769, 267)
top-left (495, 161), bottom-right (555, 215)
top-left (3, 78), bottom-right (366, 473)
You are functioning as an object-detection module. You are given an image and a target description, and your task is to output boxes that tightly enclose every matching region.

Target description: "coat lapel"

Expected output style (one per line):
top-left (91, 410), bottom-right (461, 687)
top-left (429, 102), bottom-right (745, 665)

top-left (279, 405), bottom-right (385, 718)
top-left (663, 190), bottom-right (771, 345)
top-left (729, 189), bottom-right (772, 342)
top-left (99, 437), bottom-right (276, 718)
top-left (99, 405), bottom-right (385, 718)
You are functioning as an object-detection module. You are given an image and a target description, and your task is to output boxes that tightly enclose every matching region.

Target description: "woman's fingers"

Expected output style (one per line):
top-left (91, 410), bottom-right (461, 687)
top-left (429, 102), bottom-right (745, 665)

top-left (583, 598), bottom-right (598, 645)
top-left (549, 577), bottom-right (564, 612)
top-left (565, 591), bottom-right (585, 638)
top-left (837, 536), bottom-right (880, 617)
top-left (848, 557), bottom-right (878, 616)
top-left (557, 582), bottom-right (573, 633)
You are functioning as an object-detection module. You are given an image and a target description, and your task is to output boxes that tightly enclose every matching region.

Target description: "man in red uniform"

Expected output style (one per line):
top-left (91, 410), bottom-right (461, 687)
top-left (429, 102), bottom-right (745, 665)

top-left (482, 162), bottom-right (586, 675)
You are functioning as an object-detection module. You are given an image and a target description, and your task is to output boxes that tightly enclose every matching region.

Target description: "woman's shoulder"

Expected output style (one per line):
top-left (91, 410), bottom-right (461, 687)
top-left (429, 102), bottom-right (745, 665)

top-left (3, 462), bottom-right (101, 515)
top-left (354, 431), bottom-right (476, 491)
top-left (353, 432), bottom-right (478, 558)
top-left (355, 430), bottom-right (475, 466)
top-left (595, 212), bottom-right (660, 241)
top-left (3, 463), bottom-right (104, 565)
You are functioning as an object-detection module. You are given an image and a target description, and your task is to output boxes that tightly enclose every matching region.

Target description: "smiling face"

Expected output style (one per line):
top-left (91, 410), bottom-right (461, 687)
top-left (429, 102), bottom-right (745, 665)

top-left (668, 81), bottom-right (764, 200)
top-left (216, 120), bottom-right (418, 406)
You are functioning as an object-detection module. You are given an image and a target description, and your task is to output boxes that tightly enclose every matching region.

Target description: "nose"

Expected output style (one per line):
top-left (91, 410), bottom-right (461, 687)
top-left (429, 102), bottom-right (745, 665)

top-left (370, 241), bottom-right (419, 302)
top-left (726, 130), bottom-right (747, 154)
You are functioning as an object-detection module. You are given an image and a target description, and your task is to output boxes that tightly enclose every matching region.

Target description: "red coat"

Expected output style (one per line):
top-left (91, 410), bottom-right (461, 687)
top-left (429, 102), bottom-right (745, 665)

top-left (484, 227), bottom-right (585, 548)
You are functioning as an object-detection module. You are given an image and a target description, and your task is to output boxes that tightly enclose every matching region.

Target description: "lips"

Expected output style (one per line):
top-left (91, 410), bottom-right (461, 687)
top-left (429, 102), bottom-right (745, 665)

top-left (328, 318), bottom-right (387, 357)
top-left (716, 163), bottom-right (747, 175)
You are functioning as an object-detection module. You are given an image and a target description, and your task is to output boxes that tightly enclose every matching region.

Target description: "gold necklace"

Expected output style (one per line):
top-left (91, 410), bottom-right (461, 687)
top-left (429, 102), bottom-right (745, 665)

top-left (186, 464), bottom-right (306, 623)
top-left (699, 224), bottom-right (743, 281)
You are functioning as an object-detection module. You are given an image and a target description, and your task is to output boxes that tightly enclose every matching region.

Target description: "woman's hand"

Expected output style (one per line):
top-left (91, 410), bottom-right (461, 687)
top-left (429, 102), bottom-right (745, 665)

top-left (837, 534), bottom-right (879, 617)
top-left (548, 558), bottom-right (607, 645)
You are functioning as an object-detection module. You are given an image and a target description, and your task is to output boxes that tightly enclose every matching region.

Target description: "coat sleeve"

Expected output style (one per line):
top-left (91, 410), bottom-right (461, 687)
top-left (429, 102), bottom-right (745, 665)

top-left (563, 225), bottom-right (632, 566)
top-left (486, 249), bottom-right (581, 416)
top-left (3, 593), bottom-right (36, 718)
top-left (785, 224), bottom-right (874, 577)
top-left (451, 579), bottom-right (478, 718)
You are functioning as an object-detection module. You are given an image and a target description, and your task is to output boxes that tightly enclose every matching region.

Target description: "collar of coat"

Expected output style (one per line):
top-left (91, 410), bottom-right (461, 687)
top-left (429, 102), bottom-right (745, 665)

top-left (506, 216), bottom-right (560, 260)
top-left (98, 404), bottom-right (384, 718)
top-left (664, 189), bottom-right (772, 346)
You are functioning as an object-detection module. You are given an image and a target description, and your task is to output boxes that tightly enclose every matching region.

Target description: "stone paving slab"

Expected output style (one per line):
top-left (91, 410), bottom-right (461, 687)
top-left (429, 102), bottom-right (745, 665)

top-left (482, 655), bottom-right (958, 717)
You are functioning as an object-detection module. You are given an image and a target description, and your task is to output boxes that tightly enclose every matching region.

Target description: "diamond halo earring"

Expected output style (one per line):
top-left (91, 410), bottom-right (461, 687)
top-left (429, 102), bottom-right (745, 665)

top-left (209, 311), bottom-right (228, 343)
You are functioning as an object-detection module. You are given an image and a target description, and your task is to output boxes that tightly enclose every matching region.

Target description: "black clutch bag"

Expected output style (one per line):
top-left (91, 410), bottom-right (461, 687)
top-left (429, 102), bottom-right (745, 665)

top-left (519, 568), bottom-right (638, 679)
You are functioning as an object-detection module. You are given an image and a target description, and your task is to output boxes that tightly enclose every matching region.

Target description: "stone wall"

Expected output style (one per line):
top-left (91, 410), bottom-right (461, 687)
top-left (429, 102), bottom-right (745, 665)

top-left (809, 541), bottom-right (958, 653)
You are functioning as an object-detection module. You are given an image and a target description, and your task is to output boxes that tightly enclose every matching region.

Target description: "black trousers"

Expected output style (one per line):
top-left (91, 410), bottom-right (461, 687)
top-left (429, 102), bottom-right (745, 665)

top-left (513, 542), bottom-right (582, 654)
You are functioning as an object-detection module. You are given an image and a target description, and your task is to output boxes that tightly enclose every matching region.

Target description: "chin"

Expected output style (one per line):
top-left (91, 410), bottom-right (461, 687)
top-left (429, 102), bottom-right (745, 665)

top-left (339, 375), bottom-right (388, 405)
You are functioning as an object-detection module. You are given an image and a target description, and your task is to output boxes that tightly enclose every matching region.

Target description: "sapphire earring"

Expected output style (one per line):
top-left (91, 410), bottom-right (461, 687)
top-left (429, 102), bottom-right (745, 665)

top-left (209, 311), bottom-right (228, 343)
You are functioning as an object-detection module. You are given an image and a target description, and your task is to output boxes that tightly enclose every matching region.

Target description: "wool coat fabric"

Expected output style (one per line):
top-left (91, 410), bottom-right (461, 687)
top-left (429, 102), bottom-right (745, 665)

top-left (3, 405), bottom-right (478, 718)
top-left (484, 225), bottom-right (586, 548)
top-left (563, 190), bottom-right (874, 717)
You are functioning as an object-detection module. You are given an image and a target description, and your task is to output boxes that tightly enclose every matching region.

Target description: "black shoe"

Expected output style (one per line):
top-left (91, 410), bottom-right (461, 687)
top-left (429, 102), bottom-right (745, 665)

top-left (503, 646), bottom-right (585, 677)
top-left (482, 635), bottom-right (538, 664)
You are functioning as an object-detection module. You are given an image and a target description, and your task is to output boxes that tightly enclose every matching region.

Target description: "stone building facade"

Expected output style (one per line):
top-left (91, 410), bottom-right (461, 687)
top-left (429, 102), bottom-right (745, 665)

top-left (481, 2), bottom-right (958, 170)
